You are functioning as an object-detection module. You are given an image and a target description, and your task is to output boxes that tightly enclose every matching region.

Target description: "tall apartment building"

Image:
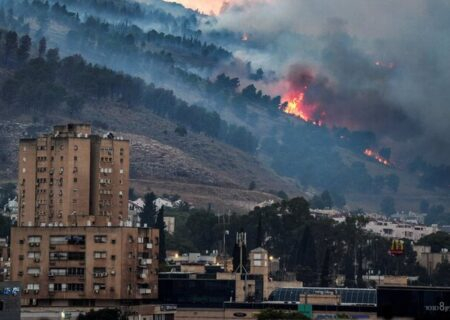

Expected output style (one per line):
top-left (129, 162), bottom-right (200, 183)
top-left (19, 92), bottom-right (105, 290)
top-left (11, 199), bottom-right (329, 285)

top-left (11, 124), bottom-right (159, 306)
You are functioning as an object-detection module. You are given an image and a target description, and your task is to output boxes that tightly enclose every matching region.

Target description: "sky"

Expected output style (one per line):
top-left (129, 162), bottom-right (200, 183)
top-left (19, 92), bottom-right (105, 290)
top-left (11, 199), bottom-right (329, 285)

top-left (165, 0), bottom-right (225, 14)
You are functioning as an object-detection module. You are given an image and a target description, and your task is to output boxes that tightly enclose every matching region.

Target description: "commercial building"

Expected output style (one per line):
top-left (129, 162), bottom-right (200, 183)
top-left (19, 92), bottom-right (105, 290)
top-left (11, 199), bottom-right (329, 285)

top-left (10, 124), bottom-right (159, 306)
top-left (159, 247), bottom-right (303, 306)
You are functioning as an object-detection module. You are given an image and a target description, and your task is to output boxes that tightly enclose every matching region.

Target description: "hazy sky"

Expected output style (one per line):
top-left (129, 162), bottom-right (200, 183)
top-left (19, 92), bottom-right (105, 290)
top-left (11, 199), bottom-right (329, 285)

top-left (166, 0), bottom-right (225, 14)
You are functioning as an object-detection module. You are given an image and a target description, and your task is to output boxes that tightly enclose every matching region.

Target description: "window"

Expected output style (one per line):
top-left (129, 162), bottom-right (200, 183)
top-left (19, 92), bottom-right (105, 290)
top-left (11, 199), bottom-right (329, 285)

top-left (120, 169), bottom-right (124, 174)
top-left (27, 268), bottom-right (40, 275)
top-left (28, 236), bottom-right (41, 244)
top-left (51, 283), bottom-right (66, 292)
top-left (94, 235), bottom-right (107, 243)
top-left (111, 255), bottom-right (116, 260)
top-left (94, 283), bottom-right (106, 291)
top-left (49, 268), bottom-right (66, 276)
top-left (68, 252), bottom-right (85, 260)
top-left (27, 252), bottom-right (41, 259)
top-left (50, 252), bottom-right (68, 261)
top-left (93, 268), bottom-right (107, 277)
top-left (26, 284), bottom-right (40, 290)
top-left (74, 177), bottom-right (78, 183)
top-left (50, 235), bottom-right (85, 245)
top-left (50, 236), bottom-right (67, 245)
top-left (111, 239), bottom-right (116, 244)
top-left (74, 156), bottom-right (78, 161)
top-left (67, 268), bottom-right (84, 276)
top-left (67, 283), bottom-right (84, 291)
top-left (94, 251), bottom-right (107, 259)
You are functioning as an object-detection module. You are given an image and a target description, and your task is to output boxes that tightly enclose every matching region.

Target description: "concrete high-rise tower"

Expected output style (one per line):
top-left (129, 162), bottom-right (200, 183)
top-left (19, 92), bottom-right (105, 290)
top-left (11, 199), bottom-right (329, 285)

top-left (11, 124), bottom-right (159, 306)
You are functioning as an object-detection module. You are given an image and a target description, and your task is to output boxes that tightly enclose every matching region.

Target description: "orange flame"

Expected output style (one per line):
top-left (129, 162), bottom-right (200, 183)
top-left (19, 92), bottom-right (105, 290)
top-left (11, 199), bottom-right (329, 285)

top-left (281, 90), bottom-right (323, 125)
top-left (364, 148), bottom-right (391, 166)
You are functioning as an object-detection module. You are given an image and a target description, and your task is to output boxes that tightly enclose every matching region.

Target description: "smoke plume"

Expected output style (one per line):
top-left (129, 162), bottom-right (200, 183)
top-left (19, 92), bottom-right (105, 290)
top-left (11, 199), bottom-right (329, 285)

top-left (208, 0), bottom-right (450, 163)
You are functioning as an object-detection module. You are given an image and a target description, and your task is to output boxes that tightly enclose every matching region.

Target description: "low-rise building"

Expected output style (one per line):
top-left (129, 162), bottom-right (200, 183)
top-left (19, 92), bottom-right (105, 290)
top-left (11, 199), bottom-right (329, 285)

top-left (364, 220), bottom-right (438, 241)
top-left (413, 245), bottom-right (450, 274)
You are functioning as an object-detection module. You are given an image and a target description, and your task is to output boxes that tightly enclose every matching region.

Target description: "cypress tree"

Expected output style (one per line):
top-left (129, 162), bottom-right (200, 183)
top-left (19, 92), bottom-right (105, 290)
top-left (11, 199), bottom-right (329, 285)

top-left (141, 192), bottom-right (157, 227)
top-left (156, 206), bottom-right (166, 263)
top-left (255, 212), bottom-right (263, 248)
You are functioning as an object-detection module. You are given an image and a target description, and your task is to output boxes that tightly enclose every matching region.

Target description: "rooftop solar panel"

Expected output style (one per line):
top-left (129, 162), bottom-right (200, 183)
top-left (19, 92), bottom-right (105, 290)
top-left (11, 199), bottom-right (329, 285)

top-left (268, 287), bottom-right (377, 305)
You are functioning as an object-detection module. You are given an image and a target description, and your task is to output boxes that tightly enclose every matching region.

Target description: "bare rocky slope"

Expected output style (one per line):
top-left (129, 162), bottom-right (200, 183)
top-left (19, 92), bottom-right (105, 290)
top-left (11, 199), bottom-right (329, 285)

top-left (0, 102), bottom-right (302, 213)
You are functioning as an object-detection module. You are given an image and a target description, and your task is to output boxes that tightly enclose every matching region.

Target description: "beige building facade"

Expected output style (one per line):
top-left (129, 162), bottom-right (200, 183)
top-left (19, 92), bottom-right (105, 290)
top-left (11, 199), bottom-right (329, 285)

top-left (11, 124), bottom-right (159, 306)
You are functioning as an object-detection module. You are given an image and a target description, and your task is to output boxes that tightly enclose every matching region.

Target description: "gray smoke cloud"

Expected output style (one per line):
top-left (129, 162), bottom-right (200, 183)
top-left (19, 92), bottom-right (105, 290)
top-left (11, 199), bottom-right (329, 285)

top-left (207, 0), bottom-right (450, 163)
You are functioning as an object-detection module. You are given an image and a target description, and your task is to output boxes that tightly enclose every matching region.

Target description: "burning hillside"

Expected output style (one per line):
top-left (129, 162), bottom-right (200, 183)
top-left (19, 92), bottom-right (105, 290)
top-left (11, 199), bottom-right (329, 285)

top-left (281, 90), bottom-right (324, 126)
top-left (364, 148), bottom-right (391, 166)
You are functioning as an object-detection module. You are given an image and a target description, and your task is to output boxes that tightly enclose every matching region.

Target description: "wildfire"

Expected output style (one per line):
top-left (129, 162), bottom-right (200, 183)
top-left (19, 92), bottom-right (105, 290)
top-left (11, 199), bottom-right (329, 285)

top-left (281, 90), bottom-right (323, 125)
top-left (364, 148), bottom-right (390, 166)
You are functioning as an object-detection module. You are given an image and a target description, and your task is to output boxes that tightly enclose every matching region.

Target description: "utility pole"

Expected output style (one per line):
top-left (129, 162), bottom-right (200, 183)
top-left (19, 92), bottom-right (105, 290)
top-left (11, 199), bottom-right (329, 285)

top-left (235, 231), bottom-right (248, 301)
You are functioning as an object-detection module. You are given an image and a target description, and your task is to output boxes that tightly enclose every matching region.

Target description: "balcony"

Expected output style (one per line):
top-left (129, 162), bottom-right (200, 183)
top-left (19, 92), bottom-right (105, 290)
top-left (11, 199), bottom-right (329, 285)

top-left (138, 273), bottom-right (147, 279)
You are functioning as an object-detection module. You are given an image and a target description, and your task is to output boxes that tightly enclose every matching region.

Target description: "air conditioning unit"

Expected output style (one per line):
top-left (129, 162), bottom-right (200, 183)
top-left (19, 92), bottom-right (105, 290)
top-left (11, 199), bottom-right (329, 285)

top-left (94, 289), bottom-right (99, 294)
top-left (23, 289), bottom-right (29, 294)
top-left (111, 270), bottom-right (115, 275)
top-left (34, 273), bottom-right (40, 277)
top-left (34, 258), bottom-right (40, 263)
top-left (146, 243), bottom-right (152, 249)
top-left (34, 290), bottom-right (39, 294)
top-left (29, 243), bottom-right (35, 247)
top-left (35, 242), bottom-right (40, 247)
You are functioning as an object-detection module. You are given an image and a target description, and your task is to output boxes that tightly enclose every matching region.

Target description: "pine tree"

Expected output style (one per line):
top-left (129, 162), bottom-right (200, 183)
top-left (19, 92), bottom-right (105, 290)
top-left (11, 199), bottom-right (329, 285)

top-left (4, 30), bottom-right (18, 65)
top-left (38, 37), bottom-right (47, 58)
top-left (17, 35), bottom-right (31, 63)
top-left (156, 206), bottom-right (166, 263)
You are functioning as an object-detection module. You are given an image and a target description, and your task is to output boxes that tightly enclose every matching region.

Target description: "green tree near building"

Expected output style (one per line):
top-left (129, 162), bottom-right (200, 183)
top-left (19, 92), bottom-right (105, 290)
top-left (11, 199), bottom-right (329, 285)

top-left (320, 248), bottom-right (331, 287)
top-left (156, 206), bottom-right (166, 264)
top-left (141, 192), bottom-right (157, 227)
top-left (255, 212), bottom-right (263, 248)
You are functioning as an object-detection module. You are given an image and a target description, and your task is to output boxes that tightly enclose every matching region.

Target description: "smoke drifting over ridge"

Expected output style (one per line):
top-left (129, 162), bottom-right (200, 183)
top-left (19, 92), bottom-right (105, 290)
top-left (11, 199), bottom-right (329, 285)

top-left (207, 0), bottom-right (450, 163)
